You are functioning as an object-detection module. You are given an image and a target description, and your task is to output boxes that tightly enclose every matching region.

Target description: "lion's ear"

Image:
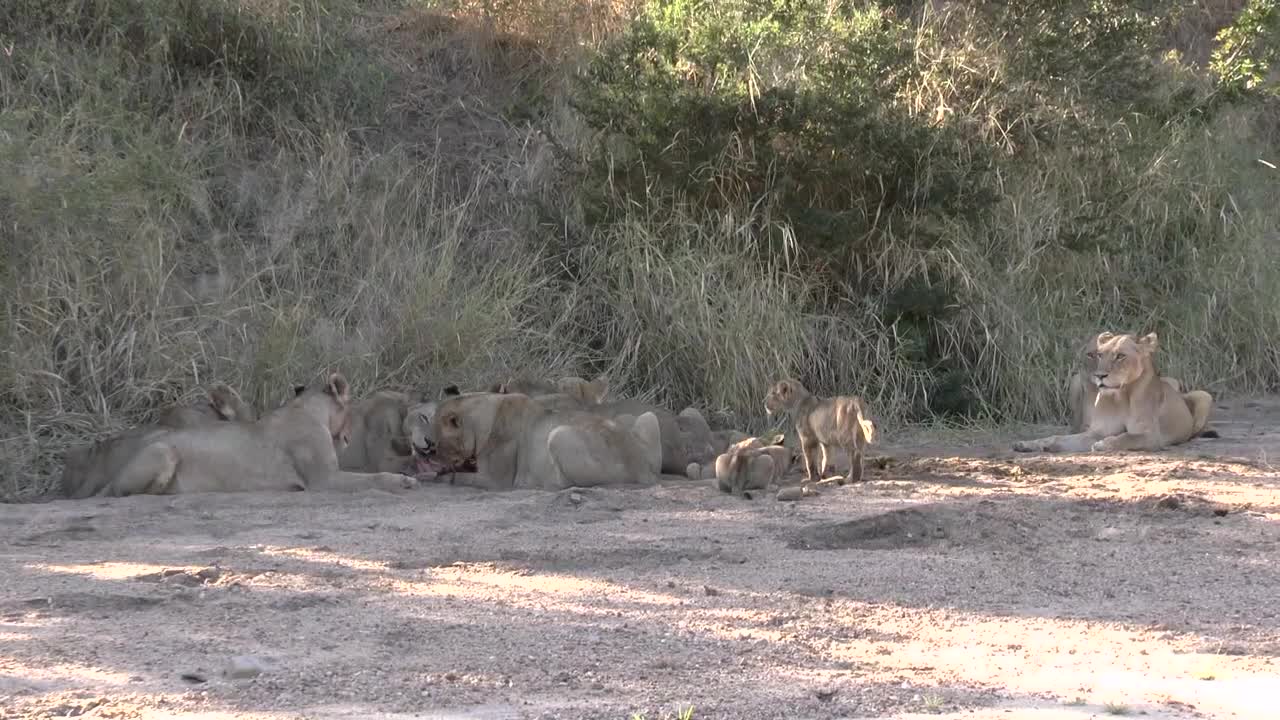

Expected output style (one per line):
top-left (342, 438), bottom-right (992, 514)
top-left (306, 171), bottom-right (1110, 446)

top-left (293, 384), bottom-right (307, 397)
top-left (586, 376), bottom-right (609, 403)
top-left (1138, 332), bottom-right (1159, 351)
top-left (441, 384), bottom-right (461, 398)
top-left (207, 383), bottom-right (239, 421)
top-left (326, 372), bottom-right (351, 403)
top-left (1096, 331), bottom-right (1116, 344)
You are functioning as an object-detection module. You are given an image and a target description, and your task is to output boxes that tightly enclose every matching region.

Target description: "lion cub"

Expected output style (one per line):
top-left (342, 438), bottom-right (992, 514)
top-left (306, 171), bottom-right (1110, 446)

top-left (763, 378), bottom-right (875, 485)
top-left (710, 436), bottom-right (795, 500)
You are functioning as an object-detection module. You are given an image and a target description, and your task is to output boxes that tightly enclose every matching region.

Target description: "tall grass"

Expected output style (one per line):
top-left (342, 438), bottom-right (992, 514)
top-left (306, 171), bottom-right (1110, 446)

top-left (1, 0), bottom-right (1277, 500)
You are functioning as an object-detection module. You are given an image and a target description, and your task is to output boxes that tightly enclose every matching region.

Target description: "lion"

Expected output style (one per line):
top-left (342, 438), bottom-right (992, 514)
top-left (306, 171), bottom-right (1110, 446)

top-left (336, 389), bottom-right (417, 474)
top-left (489, 375), bottom-right (714, 474)
top-left (688, 435), bottom-right (797, 499)
top-left (94, 372), bottom-right (419, 496)
top-left (764, 378), bottom-right (876, 485)
top-left (1014, 331), bottom-right (1214, 453)
top-left (402, 385), bottom-right (478, 480)
top-left (156, 382), bottom-right (259, 427)
top-left (61, 383), bottom-right (256, 499)
top-left (429, 391), bottom-right (663, 491)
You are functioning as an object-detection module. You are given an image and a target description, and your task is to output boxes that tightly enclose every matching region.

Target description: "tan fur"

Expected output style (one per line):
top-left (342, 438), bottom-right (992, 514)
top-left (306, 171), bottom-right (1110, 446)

top-left (1016, 332), bottom-right (1214, 453)
top-left (61, 383), bottom-right (256, 499)
top-left (337, 390), bottom-right (415, 474)
top-left (492, 375), bottom-right (715, 473)
top-left (712, 442), bottom-right (795, 499)
top-left (763, 378), bottom-right (876, 485)
top-left (156, 383), bottom-right (259, 428)
top-left (429, 392), bottom-right (662, 491)
top-left (99, 372), bottom-right (418, 496)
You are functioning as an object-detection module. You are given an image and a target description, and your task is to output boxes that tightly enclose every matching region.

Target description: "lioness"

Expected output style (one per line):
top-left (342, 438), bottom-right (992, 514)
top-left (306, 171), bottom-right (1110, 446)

top-left (764, 378), bottom-right (876, 485)
top-left (429, 391), bottom-right (663, 491)
top-left (337, 389), bottom-right (416, 474)
top-left (402, 385), bottom-right (478, 479)
top-left (62, 383), bottom-right (256, 499)
top-left (1014, 331), bottom-right (1214, 453)
top-left (101, 372), bottom-right (419, 495)
top-left (489, 375), bottom-right (714, 473)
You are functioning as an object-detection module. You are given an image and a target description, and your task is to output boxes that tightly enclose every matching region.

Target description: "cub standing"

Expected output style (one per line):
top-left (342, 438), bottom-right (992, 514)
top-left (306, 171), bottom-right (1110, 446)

top-left (763, 378), bottom-right (876, 486)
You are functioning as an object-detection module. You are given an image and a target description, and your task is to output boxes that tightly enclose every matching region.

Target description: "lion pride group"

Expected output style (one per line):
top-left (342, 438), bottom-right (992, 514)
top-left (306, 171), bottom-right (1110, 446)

top-left (58, 331), bottom-right (1216, 500)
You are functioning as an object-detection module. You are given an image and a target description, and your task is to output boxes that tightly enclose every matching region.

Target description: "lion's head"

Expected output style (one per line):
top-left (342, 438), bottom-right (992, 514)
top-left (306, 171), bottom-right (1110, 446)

top-left (205, 383), bottom-right (258, 422)
top-left (763, 378), bottom-right (804, 416)
top-left (556, 376), bottom-right (609, 405)
top-left (1084, 332), bottom-right (1158, 392)
top-left (430, 393), bottom-right (493, 469)
top-left (293, 372), bottom-right (354, 448)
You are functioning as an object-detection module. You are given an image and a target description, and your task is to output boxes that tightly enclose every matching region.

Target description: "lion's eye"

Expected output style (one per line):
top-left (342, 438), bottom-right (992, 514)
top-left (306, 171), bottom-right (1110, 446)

top-left (418, 413), bottom-right (429, 423)
top-left (1086, 352), bottom-right (1097, 359)
top-left (1115, 353), bottom-right (1126, 361)
top-left (447, 415), bottom-right (459, 428)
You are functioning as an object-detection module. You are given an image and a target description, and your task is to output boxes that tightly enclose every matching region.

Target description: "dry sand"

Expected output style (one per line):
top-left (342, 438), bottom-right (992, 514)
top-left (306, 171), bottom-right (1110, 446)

top-left (3, 396), bottom-right (1278, 720)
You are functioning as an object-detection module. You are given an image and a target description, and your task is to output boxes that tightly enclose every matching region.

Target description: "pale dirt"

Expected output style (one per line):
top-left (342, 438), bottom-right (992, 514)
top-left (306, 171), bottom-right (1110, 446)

top-left (3, 397), bottom-right (1279, 720)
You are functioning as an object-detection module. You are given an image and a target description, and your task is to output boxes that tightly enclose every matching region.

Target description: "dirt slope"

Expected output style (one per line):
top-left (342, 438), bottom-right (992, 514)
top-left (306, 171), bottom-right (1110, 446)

top-left (2, 396), bottom-right (1278, 720)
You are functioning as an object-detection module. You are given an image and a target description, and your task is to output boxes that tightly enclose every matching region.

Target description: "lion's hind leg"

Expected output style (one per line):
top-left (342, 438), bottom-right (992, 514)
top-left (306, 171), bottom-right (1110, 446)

top-left (626, 411), bottom-right (663, 476)
top-left (110, 442), bottom-right (180, 497)
top-left (1182, 390), bottom-right (1218, 439)
top-left (546, 424), bottom-right (649, 488)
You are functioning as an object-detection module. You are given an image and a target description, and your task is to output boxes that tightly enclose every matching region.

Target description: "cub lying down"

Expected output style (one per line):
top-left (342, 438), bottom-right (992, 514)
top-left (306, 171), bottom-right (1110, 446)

top-left (99, 372), bottom-right (417, 495)
top-left (429, 391), bottom-right (663, 491)
top-left (687, 435), bottom-right (797, 499)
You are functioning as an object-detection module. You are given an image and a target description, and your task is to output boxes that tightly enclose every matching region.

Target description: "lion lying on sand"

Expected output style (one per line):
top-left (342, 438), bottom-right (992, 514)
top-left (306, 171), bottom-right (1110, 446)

top-left (489, 374), bottom-right (727, 474)
top-left (1014, 331), bottom-right (1214, 453)
top-left (764, 378), bottom-right (876, 486)
top-left (61, 383), bottom-right (257, 499)
top-left (81, 372), bottom-right (418, 496)
top-left (428, 390), bottom-right (663, 491)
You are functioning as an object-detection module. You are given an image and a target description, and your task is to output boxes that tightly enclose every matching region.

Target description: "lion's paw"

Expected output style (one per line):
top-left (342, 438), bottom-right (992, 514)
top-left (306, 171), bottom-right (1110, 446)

top-left (1090, 440), bottom-right (1110, 452)
top-left (382, 472), bottom-right (419, 490)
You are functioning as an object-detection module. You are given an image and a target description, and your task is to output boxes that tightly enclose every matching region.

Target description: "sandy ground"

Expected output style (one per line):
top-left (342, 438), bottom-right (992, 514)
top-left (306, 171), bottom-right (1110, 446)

top-left (3, 397), bottom-right (1279, 720)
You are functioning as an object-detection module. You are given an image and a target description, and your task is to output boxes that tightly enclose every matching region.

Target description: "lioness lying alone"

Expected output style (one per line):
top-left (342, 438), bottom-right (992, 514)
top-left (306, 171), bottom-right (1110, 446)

top-left (764, 378), bottom-right (876, 486)
top-left (429, 391), bottom-right (663, 491)
top-left (1014, 331), bottom-right (1213, 453)
top-left (61, 383), bottom-right (257, 499)
top-left (98, 372), bottom-right (418, 495)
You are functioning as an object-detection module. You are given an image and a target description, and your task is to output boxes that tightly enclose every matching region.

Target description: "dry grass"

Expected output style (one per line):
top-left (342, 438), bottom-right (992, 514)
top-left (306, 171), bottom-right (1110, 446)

top-left (1, 0), bottom-right (1277, 501)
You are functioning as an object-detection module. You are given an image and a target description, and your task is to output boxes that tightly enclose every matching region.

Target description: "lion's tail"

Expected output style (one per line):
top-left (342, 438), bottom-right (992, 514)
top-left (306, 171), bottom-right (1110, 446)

top-left (1182, 390), bottom-right (1217, 439)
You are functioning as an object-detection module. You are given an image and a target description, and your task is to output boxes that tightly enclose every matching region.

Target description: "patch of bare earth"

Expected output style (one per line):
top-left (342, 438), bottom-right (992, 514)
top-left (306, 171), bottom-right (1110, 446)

top-left (2, 396), bottom-right (1278, 719)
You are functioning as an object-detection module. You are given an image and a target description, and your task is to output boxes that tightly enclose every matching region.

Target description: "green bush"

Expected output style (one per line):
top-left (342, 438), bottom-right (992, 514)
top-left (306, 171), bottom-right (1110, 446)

top-left (564, 0), bottom-right (1280, 422)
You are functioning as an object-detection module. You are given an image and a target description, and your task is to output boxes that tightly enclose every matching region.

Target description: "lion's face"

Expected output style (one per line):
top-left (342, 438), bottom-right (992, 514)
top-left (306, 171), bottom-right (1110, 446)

top-left (404, 401), bottom-right (438, 457)
top-left (763, 379), bottom-right (800, 416)
top-left (430, 397), bottom-right (476, 467)
top-left (1084, 332), bottom-right (1157, 391)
